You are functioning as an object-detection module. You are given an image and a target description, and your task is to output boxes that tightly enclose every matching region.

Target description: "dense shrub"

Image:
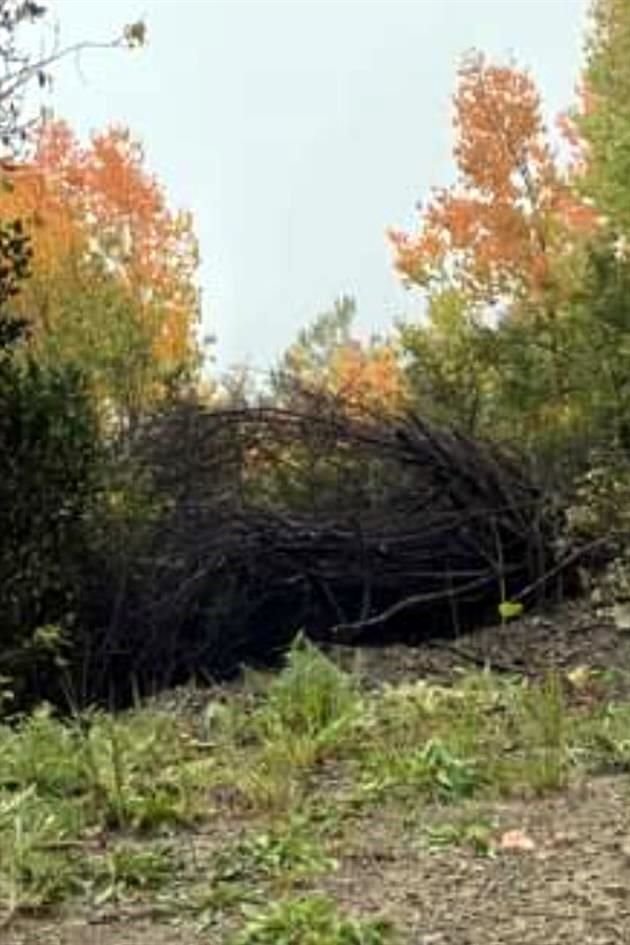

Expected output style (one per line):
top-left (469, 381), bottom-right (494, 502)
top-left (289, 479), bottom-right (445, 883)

top-left (0, 352), bottom-right (100, 703)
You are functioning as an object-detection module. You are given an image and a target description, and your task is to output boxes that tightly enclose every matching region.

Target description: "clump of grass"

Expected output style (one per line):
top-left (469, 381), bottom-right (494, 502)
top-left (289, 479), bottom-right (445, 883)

top-left (510, 673), bottom-right (569, 794)
top-left (198, 818), bottom-right (338, 928)
top-left (0, 705), bottom-right (88, 797)
top-left (0, 786), bottom-right (85, 920)
top-left (359, 737), bottom-right (483, 804)
top-left (4, 652), bottom-right (630, 931)
top-left (0, 702), bottom-right (205, 922)
top-left (230, 893), bottom-right (396, 945)
top-left (81, 709), bottom-right (198, 830)
top-left (257, 635), bottom-right (361, 745)
top-left (354, 671), bottom-right (577, 804)
top-left (213, 817), bottom-right (337, 888)
top-left (222, 637), bottom-right (362, 812)
top-left (0, 704), bottom-right (199, 833)
top-left (87, 842), bottom-right (177, 907)
top-left (570, 701), bottom-right (630, 774)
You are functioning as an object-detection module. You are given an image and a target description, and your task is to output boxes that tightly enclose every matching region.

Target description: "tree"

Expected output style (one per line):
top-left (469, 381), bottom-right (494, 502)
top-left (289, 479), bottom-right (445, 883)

top-left (326, 339), bottom-right (407, 417)
top-left (389, 54), bottom-right (595, 306)
top-left (0, 216), bottom-right (30, 348)
top-left (0, 120), bottom-right (201, 422)
top-left (0, 197), bottom-right (100, 701)
top-left (272, 296), bottom-right (407, 417)
top-left (577, 0), bottom-right (630, 236)
top-left (389, 53), bottom-right (604, 446)
top-left (398, 288), bottom-right (497, 434)
top-left (0, 1), bottom-right (144, 161)
top-left (273, 295), bottom-right (356, 393)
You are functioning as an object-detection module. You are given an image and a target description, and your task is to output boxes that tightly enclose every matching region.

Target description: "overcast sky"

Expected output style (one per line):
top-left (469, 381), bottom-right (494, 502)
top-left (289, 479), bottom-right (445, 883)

top-left (50, 0), bottom-right (590, 372)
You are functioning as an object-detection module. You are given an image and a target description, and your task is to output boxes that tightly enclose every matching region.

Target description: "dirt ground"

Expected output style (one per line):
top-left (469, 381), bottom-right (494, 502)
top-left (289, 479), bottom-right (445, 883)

top-left (325, 598), bottom-right (630, 691)
top-left (323, 776), bottom-right (630, 945)
top-left (5, 599), bottom-right (630, 945)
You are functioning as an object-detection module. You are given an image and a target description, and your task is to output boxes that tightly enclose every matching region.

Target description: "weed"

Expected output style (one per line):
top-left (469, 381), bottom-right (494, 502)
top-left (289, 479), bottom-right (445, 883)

top-left (509, 674), bottom-right (569, 794)
top-left (213, 818), bottom-right (336, 888)
top-left (87, 843), bottom-right (176, 907)
top-left (422, 816), bottom-right (495, 857)
top-left (257, 636), bottom-right (361, 744)
top-left (0, 787), bottom-right (84, 919)
top-left (360, 737), bottom-right (482, 804)
top-left (0, 705), bottom-right (87, 797)
top-left (225, 639), bottom-right (362, 812)
top-left (571, 702), bottom-right (630, 774)
top-left (231, 893), bottom-right (396, 945)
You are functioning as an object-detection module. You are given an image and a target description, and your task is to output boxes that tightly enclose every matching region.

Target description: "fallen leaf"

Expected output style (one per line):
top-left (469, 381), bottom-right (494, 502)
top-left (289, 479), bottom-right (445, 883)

top-left (499, 829), bottom-right (536, 852)
top-left (498, 600), bottom-right (524, 621)
top-left (566, 665), bottom-right (592, 690)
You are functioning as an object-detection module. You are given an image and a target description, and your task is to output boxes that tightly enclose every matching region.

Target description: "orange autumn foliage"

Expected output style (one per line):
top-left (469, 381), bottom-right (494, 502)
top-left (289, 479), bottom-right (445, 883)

top-left (390, 54), bottom-right (598, 305)
top-left (0, 119), bottom-right (199, 370)
top-left (328, 340), bottom-right (408, 416)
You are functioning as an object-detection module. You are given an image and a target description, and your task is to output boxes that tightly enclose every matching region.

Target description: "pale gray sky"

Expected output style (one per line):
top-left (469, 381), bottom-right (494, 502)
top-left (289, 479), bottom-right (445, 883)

top-left (50, 0), bottom-right (589, 371)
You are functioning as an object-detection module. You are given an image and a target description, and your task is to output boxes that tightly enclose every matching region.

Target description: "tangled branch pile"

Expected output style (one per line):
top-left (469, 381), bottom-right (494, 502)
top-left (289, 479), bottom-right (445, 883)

top-left (74, 397), bottom-right (566, 704)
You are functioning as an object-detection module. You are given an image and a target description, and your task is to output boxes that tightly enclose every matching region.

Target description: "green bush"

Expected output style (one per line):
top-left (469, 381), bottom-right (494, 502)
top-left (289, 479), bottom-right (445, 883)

top-left (0, 352), bottom-right (100, 704)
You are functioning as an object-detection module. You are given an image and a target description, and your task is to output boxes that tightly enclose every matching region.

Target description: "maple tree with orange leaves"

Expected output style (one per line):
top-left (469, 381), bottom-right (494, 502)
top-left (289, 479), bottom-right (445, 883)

top-left (389, 51), bottom-right (626, 448)
top-left (327, 340), bottom-right (408, 417)
top-left (390, 53), bottom-right (598, 309)
top-left (0, 119), bottom-right (200, 418)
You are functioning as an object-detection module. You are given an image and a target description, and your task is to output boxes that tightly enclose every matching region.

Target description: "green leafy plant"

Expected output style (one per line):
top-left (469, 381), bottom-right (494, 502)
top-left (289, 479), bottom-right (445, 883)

top-left (228, 638), bottom-right (363, 811)
top-left (506, 674), bottom-right (570, 795)
top-left (423, 817), bottom-right (495, 857)
top-left (231, 894), bottom-right (395, 945)
top-left (0, 787), bottom-right (84, 920)
top-left (498, 600), bottom-right (524, 622)
top-left (87, 843), bottom-right (176, 907)
top-left (213, 819), bottom-right (336, 886)
top-left (360, 737), bottom-right (482, 804)
top-left (259, 636), bottom-right (361, 743)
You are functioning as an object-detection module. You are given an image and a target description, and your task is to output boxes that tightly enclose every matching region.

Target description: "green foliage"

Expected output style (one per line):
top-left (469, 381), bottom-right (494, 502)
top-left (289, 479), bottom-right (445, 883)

top-left (30, 263), bottom-right (159, 430)
top-left (0, 704), bottom-right (203, 921)
top-left (498, 600), bottom-right (524, 621)
top-left (397, 234), bottom-right (630, 464)
top-left (1, 663), bottom-right (630, 928)
top-left (0, 786), bottom-right (84, 916)
top-left (565, 451), bottom-right (630, 541)
top-left (572, 702), bottom-right (630, 773)
top-left (212, 818), bottom-right (336, 890)
top-left (0, 704), bottom-right (198, 831)
top-left (217, 641), bottom-right (362, 812)
top-left (514, 674), bottom-right (569, 794)
top-left (422, 816), bottom-right (495, 857)
top-left (351, 671), bottom-right (574, 803)
top-left (260, 636), bottom-right (361, 742)
top-left (88, 843), bottom-right (176, 906)
top-left (0, 198), bottom-right (98, 708)
top-left (578, 0), bottom-right (630, 234)
top-left (360, 737), bottom-right (482, 804)
top-left (0, 351), bottom-right (100, 699)
top-left (398, 288), bottom-right (497, 434)
top-left (272, 296), bottom-right (357, 399)
top-left (231, 895), bottom-right (395, 945)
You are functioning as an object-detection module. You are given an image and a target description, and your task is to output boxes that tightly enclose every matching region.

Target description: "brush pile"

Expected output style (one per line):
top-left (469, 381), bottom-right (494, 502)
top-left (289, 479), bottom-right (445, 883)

top-left (77, 397), bottom-right (566, 702)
